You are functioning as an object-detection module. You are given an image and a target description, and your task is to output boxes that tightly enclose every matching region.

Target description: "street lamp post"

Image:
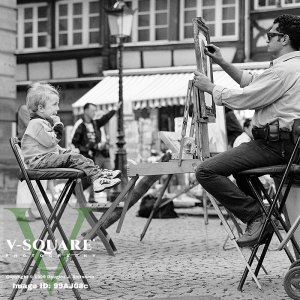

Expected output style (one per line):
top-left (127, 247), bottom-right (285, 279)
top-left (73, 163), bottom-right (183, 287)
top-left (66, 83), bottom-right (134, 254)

top-left (105, 1), bottom-right (135, 196)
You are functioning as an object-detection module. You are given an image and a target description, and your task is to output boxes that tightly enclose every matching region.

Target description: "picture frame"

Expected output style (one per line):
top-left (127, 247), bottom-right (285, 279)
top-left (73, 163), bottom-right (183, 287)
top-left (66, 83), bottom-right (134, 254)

top-left (193, 17), bottom-right (216, 122)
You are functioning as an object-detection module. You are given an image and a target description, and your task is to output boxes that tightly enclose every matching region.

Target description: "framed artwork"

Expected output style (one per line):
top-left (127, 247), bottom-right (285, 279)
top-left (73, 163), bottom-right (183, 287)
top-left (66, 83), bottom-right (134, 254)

top-left (193, 17), bottom-right (216, 122)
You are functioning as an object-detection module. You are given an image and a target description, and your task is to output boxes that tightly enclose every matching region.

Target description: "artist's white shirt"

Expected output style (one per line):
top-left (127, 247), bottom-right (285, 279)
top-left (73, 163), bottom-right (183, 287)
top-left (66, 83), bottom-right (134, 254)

top-left (212, 51), bottom-right (300, 130)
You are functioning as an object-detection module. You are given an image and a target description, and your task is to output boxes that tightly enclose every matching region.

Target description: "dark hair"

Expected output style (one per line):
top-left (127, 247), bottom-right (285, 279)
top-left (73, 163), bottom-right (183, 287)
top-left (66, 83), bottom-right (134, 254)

top-left (243, 118), bottom-right (252, 129)
top-left (83, 103), bottom-right (96, 111)
top-left (274, 14), bottom-right (300, 50)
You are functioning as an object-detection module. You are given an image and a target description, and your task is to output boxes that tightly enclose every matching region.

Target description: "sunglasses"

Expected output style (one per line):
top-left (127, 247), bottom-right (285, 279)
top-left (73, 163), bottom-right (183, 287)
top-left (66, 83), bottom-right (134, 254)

top-left (267, 32), bottom-right (285, 41)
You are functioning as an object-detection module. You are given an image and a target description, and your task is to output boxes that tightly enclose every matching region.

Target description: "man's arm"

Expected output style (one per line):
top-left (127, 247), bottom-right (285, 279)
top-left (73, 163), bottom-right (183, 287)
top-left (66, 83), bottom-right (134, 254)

top-left (193, 44), bottom-right (245, 93)
top-left (204, 44), bottom-right (243, 84)
top-left (95, 110), bottom-right (116, 127)
top-left (95, 102), bottom-right (122, 128)
top-left (194, 64), bottom-right (284, 110)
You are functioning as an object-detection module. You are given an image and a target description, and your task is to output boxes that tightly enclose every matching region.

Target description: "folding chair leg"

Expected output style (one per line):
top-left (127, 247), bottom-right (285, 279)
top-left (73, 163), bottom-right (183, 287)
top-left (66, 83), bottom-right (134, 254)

top-left (9, 179), bottom-right (74, 299)
top-left (241, 177), bottom-right (294, 284)
top-left (22, 180), bottom-right (74, 283)
top-left (10, 182), bottom-right (83, 300)
top-left (252, 176), bottom-right (297, 257)
top-left (23, 181), bottom-right (90, 289)
top-left (75, 182), bottom-right (117, 256)
top-left (207, 193), bottom-right (262, 290)
top-left (221, 215), bottom-right (268, 275)
top-left (140, 174), bottom-right (173, 241)
top-left (23, 181), bottom-right (89, 291)
top-left (279, 215), bottom-right (300, 250)
top-left (254, 235), bottom-right (273, 276)
top-left (237, 234), bottom-right (272, 291)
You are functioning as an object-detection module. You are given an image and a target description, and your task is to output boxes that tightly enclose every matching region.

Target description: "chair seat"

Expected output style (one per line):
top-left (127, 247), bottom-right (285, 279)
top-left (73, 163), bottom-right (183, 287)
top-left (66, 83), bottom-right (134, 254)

top-left (238, 164), bottom-right (300, 176)
top-left (19, 168), bottom-right (86, 180)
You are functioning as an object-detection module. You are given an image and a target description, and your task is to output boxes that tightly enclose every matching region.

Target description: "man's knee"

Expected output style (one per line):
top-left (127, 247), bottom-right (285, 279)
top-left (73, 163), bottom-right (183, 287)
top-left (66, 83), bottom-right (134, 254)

top-left (195, 164), bottom-right (211, 184)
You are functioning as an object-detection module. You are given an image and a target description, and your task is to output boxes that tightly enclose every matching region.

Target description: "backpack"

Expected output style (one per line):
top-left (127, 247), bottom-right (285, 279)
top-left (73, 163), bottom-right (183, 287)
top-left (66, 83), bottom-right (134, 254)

top-left (137, 194), bottom-right (178, 219)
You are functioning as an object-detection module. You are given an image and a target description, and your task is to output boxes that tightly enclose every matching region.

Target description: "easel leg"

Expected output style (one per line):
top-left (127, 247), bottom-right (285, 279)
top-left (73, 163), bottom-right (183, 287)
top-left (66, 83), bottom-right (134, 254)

top-left (140, 174), bottom-right (173, 241)
top-left (178, 80), bottom-right (193, 166)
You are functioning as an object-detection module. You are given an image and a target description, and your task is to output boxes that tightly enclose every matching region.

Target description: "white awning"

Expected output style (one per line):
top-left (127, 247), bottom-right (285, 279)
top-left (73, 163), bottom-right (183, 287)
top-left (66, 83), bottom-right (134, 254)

top-left (72, 63), bottom-right (268, 115)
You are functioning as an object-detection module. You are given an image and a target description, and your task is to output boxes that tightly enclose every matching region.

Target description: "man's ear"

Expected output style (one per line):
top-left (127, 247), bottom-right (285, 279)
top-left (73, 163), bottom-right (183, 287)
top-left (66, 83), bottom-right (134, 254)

top-left (282, 34), bottom-right (290, 46)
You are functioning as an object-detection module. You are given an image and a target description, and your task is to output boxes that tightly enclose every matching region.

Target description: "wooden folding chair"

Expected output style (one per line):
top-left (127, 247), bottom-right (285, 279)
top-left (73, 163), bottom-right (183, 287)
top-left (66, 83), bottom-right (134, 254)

top-left (9, 137), bottom-right (90, 300)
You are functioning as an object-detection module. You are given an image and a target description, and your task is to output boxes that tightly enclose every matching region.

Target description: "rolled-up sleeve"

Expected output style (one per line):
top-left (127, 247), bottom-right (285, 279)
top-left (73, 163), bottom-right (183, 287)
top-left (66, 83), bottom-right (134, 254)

top-left (212, 69), bottom-right (285, 110)
top-left (212, 85), bottom-right (227, 106)
top-left (240, 70), bottom-right (255, 87)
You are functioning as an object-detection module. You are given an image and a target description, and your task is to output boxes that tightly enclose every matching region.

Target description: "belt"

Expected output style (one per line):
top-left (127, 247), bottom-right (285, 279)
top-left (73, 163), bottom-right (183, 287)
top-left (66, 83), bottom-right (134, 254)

top-left (252, 126), bottom-right (291, 141)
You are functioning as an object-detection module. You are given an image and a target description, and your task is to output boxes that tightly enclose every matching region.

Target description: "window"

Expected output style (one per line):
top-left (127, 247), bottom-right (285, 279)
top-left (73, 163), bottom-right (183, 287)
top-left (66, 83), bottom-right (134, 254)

top-left (281, 0), bottom-right (300, 6)
top-left (255, 0), bottom-right (300, 9)
top-left (180, 0), bottom-right (239, 41)
top-left (56, 0), bottom-right (100, 48)
top-left (159, 106), bottom-right (184, 131)
top-left (127, 0), bottom-right (170, 43)
top-left (17, 3), bottom-right (49, 51)
top-left (255, 0), bottom-right (277, 9)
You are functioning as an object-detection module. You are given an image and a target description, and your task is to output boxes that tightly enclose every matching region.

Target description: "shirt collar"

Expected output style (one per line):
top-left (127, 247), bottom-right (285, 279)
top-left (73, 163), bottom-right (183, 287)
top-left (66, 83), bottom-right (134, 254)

top-left (30, 113), bottom-right (53, 125)
top-left (272, 51), bottom-right (300, 66)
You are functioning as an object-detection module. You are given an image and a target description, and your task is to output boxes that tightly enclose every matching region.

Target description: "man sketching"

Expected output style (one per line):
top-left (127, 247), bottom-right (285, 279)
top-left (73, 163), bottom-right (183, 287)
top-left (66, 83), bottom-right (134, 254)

top-left (193, 14), bottom-right (300, 247)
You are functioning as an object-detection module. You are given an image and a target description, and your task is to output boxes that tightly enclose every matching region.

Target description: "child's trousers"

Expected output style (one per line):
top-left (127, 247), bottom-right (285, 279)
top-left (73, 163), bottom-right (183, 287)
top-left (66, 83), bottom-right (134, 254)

top-left (32, 153), bottom-right (101, 183)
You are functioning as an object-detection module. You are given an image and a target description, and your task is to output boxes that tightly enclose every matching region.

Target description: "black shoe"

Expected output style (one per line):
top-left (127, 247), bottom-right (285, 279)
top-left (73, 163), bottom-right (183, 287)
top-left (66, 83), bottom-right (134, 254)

top-left (237, 214), bottom-right (273, 248)
top-left (88, 198), bottom-right (97, 203)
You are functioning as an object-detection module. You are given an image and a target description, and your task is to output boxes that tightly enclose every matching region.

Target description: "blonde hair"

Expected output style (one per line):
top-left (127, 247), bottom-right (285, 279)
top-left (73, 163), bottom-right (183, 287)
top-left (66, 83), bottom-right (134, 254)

top-left (26, 82), bottom-right (59, 113)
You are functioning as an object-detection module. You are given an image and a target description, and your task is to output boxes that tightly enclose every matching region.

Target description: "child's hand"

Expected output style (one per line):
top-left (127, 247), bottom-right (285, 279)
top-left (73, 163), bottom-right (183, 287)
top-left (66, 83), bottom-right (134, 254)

top-left (51, 115), bottom-right (61, 124)
top-left (53, 122), bottom-right (64, 140)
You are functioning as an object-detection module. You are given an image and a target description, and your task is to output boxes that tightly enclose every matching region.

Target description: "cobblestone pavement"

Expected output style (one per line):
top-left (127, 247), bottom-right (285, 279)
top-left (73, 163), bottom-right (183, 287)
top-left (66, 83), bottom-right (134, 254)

top-left (0, 201), bottom-right (294, 300)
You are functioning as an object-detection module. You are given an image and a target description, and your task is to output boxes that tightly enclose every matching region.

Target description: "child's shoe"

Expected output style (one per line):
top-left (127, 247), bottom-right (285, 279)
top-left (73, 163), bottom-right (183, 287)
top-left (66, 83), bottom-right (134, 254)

top-left (100, 169), bottom-right (121, 179)
top-left (93, 178), bottom-right (121, 193)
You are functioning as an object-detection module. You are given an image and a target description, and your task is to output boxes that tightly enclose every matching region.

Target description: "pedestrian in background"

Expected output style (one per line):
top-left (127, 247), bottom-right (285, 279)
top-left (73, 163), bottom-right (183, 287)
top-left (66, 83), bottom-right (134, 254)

top-left (225, 107), bottom-right (243, 148)
top-left (71, 102), bottom-right (121, 203)
top-left (232, 118), bottom-right (253, 148)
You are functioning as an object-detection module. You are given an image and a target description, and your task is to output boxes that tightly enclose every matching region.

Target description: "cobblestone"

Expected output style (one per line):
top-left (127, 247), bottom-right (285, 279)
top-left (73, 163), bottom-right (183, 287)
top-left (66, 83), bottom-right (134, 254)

top-left (0, 203), bottom-right (295, 300)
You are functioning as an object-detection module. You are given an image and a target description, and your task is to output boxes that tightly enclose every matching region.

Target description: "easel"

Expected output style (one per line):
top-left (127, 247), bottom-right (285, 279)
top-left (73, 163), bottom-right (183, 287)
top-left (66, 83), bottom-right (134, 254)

top-left (178, 79), bottom-right (210, 165)
top-left (140, 79), bottom-right (210, 240)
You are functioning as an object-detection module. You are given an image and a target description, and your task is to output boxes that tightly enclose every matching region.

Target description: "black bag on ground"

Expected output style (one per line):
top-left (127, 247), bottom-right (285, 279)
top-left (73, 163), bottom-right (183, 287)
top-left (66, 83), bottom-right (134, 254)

top-left (137, 194), bottom-right (178, 219)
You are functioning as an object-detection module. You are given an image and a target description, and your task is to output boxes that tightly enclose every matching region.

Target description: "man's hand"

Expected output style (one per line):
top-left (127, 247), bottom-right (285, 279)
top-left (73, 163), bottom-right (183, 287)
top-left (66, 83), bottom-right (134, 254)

top-left (193, 71), bottom-right (215, 94)
top-left (204, 44), bottom-right (225, 65)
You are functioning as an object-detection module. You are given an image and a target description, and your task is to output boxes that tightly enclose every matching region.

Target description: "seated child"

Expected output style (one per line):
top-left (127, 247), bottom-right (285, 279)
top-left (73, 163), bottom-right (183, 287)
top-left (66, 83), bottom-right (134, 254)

top-left (21, 82), bottom-right (121, 193)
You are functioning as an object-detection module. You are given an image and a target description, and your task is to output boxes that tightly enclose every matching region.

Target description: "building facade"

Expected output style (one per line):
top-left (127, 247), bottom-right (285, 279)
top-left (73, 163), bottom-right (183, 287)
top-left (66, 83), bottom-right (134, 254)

top-left (0, 0), bottom-right (17, 203)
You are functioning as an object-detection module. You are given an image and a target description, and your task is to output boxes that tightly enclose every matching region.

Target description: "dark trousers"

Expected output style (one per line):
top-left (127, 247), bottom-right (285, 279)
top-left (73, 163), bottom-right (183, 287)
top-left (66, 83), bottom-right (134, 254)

top-left (195, 139), bottom-right (296, 223)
